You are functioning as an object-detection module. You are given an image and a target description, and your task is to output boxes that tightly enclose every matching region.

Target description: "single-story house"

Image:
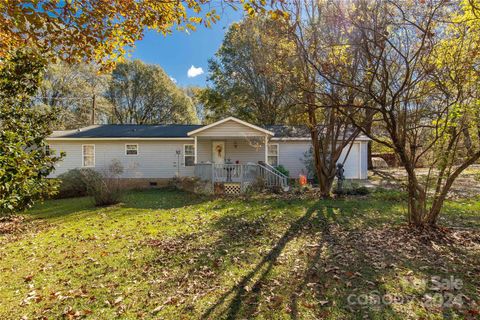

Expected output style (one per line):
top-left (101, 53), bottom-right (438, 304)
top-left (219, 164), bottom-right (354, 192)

top-left (47, 117), bottom-right (369, 193)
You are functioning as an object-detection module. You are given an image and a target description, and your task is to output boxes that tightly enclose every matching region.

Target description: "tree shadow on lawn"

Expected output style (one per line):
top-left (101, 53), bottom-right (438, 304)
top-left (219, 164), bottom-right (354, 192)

top-left (27, 188), bottom-right (210, 221)
top-left (121, 188), bottom-right (211, 210)
top-left (141, 193), bottom-right (478, 319)
top-left (199, 202), bottom-right (479, 319)
top-left (142, 197), bottom-right (397, 317)
top-left (200, 203), bottom-right (330, 319)
top-left (198, 204), bottom-right (391, 319)
top-left (25, 196), bottom-right (96, 221)
top-left (195, 198), bottom-right (404, 319)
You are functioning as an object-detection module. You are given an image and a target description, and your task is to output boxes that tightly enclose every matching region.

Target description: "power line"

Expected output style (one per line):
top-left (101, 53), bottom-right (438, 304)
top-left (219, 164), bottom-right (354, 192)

top-left (33, 96), bottom-right (97, 100)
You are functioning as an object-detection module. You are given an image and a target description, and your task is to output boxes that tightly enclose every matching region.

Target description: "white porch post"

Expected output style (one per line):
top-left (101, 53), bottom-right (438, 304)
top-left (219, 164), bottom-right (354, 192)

top-left (194, 136), bottom-right (198, 164)
top-left (264, 135), bottom-right (268, 163)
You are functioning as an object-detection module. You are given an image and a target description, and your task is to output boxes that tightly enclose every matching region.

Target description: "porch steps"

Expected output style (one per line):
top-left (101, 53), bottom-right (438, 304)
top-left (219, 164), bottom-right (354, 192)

top-left (257, 162), bottom-right (289, 191)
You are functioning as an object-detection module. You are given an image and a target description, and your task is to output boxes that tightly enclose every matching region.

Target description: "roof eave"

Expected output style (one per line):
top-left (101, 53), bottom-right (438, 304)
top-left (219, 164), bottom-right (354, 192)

top-left (46, 137), bottom-right (195, 141)
top-left (187, 116), bottom-right (274, 136)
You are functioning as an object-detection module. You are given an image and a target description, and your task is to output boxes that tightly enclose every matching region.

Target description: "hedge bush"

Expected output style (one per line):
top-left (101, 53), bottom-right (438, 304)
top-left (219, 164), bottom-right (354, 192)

top-left (56, 168), bottom-right (100, 199)
top-left (275, 164), bottom-right (290, 177)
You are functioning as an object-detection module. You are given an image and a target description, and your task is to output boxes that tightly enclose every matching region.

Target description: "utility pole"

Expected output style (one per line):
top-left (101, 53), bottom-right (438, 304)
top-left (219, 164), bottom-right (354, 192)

top-left (91, 94), bottom-right (96, 125)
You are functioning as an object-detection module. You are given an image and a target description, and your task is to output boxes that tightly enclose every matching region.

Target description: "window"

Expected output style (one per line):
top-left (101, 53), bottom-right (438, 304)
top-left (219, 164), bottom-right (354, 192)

top-left (82, 145), bottom-right (95, 167)
top-left (45, 145), bottom-right (51, 156)
top-left (268, 143), bottom-right (279, 166)
top-left (184, 144), bottom-right (195, 166)
top-left (125, 144), bottom-right (138, 155)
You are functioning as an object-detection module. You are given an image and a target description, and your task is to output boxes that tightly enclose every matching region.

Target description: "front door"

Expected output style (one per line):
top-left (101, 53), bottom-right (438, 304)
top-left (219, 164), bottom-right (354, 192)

top-left (212, 141), bottom-right (225, 163)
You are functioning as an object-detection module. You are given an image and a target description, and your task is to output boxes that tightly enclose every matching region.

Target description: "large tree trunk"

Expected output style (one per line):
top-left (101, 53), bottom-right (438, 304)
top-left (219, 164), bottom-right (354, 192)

top-left (397, 146), bottom-right (429, 227)
top-left (406, 175), bottom-right (428, 226)
top-left (317, 169), bottom-right (335, 198)
top-left (309, 118), bottom-right (333, 198)
top-left (306, 100), bottom-right (335, 198)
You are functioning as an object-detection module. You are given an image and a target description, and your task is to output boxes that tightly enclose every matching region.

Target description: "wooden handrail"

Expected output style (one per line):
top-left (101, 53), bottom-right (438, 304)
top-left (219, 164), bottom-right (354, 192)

top-left (194, 163), bottom-right (288, 190)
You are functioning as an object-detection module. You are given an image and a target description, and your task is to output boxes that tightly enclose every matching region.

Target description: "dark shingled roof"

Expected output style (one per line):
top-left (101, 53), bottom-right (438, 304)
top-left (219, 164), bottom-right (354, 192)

top-left (50, 124), bottom-right (313, 138)
top-left (50, 123), bottom-right (372, 139)
top-left (50, 124), bottom-right (204, 138)
top-left (50, 124), bottom-right (369, 140)
top-left (264, 125), bottom-right (311, 138)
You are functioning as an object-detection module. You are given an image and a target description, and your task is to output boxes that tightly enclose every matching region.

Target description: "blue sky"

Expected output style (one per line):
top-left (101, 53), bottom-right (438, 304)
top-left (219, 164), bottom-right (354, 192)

top-left (131, 7), bottom-right (243, 88)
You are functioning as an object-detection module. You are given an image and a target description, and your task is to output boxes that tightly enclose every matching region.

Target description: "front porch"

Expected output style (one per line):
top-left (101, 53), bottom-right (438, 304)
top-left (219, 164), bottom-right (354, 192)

top-left (187, 117), bottom-right (287, 194)
top-left (194, 162), bottom-right (288, 194)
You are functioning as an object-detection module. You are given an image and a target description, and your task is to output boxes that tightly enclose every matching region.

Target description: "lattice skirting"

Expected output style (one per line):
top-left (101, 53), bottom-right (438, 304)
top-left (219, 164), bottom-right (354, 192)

top-left (224, 183), bottom-right (241, 195)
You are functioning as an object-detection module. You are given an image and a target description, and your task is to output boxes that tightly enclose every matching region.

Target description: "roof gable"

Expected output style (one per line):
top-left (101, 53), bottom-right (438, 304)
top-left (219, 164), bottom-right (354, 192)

top-left (187, 117), bottom-right (274, 137)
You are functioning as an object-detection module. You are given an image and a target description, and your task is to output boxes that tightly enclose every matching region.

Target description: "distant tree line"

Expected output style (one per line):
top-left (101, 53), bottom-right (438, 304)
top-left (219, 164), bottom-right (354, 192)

top-left (37, 60), bottom-right (199, 129)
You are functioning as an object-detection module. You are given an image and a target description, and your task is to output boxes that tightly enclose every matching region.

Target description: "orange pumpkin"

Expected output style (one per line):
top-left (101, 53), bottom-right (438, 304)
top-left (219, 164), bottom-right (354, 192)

top-left (299, 175), bottom-right (307, 186)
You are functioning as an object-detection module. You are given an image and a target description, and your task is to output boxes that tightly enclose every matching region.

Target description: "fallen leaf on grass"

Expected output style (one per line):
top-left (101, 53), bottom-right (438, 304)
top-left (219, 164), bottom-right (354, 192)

top-left (23, 274), bottom-right (34, 282)
top-left (152, 305), bottom-right (164, 314)
top-left (302, 302), bottom-right (316, 309)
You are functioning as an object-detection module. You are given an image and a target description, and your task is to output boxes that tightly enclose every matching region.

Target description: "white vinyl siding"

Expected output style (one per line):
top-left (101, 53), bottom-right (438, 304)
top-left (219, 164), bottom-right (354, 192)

top-left (274, 141), bottom-right (368, 179)
top-left (224, 139), bottom-right (265, 164)
top-left (275, 141), bottom-right (311, 178)
top-left (82, 145), bottom-right (95, 167)
top-left (49, 140), bottom-right (196, 178)
top-left (193, 119), bottom-right (266, 137)
top-left (48, 139), bottom-right (369, 180)
top-left (194, 139), bottom-right (265, 164)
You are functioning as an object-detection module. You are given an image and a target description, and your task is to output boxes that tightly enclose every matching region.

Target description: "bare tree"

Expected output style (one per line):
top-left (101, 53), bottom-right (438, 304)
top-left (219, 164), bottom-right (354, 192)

top-left (343, 0), bottom-right (480, 226)
top-left (278, 0), bottom-right (363, 197)
top-left (37, 62), bottom-right (112, 129)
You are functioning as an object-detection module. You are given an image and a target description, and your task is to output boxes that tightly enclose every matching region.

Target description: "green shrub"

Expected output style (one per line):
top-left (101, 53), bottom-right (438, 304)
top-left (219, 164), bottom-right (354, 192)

top-left (275, 164), bottom-right (290, 177)
top-left (372, 188), bottom-right (407, 202)
top-left (333, 182), bottom-right (371, 196)
top-left (56, 168), bottom-right (100, 199)
top-left (57, 161), bottom-right (125, 206)
top-left (354, 186), bottom-right (370, 195)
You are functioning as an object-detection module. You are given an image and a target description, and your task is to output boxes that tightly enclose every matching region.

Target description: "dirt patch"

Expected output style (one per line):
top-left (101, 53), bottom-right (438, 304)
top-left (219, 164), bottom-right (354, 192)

top-left (369, 165), bottom-right (480, 199)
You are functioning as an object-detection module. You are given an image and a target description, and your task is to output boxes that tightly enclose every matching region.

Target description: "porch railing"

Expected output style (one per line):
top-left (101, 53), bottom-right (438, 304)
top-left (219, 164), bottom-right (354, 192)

top-left (194, 163), bottom-right (214, 182)
top-left (257, 162), bottom-right (289, 189)
top-left (194, 163), bottom-right (288, 191)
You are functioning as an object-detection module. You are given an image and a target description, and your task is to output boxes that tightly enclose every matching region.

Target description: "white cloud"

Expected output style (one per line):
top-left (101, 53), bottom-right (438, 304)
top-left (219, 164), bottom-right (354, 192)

top-left (187, 65), bottom-right (204, 78)
top-left (170, 76), bottom-right (177, 84)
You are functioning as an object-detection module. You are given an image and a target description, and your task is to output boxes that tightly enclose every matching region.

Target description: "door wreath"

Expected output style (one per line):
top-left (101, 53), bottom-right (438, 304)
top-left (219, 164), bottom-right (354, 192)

top-left (215, 144), bottom-right (223, 158)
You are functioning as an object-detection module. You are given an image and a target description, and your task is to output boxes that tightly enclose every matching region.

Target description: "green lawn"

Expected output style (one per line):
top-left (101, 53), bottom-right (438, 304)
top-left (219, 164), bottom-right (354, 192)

top-left (1, 189), bottom-right (479, 319)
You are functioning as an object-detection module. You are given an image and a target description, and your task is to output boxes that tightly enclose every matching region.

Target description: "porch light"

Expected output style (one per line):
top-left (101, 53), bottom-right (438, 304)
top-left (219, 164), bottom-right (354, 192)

top-left (234, 141), bottom-right (238, 148)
